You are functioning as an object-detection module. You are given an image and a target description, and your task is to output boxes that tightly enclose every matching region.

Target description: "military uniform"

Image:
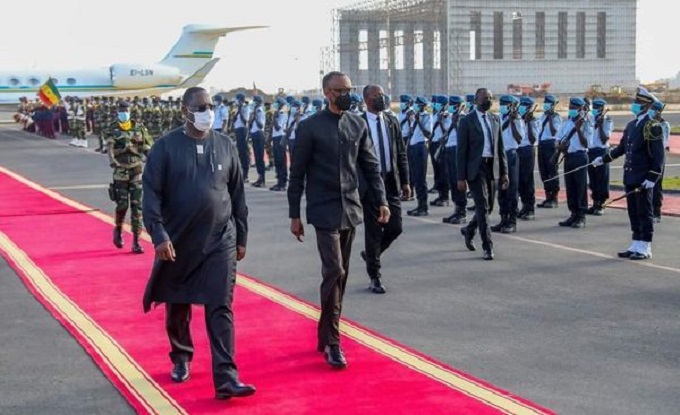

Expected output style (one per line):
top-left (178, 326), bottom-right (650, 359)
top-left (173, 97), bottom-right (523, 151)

top-left (536, 95), bottom-right (563, 208)
top-left (107, 101), bottom-right (154, 253)
top-left (587, 98), bottom-right (614, 215)
top-left (517, 96), bottom-right (539, 220)
top-left (650, 100), bottom-right (670, 222)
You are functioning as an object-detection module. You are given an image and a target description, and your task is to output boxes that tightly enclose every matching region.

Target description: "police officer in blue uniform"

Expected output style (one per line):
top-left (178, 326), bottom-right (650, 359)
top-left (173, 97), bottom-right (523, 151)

top-left (429, 95), bottom-right (451, 207)
top-left (270, 97), bottom-right (288, 191)
top-left (398, 95), bottom-right (416, 201)
top-left (592, 87), bottom-right (665, 260)
top-left (249, 95), bottom-right (266, 187)
top-left (232, 93), bottom-right (251, 181)
top-left (517, 96), bottom-right (539, 220)
top-left (649, 100), bottom-right (670, 223)
top-left (537, 95), bottom-right (562, 208)
top-left (406, 96), bottom-right (432, 216)
top-left (587, 98), bottom-right (613, 216)
top-left (442, 95), bottom-right (468, 224)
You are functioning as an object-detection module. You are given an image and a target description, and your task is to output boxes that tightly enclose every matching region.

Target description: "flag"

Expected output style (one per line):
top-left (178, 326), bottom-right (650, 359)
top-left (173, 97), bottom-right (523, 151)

top-left (37, 78), bottom-right (61, 106)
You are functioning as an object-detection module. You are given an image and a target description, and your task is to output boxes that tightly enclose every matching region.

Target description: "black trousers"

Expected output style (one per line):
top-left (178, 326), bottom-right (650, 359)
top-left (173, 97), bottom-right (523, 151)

top-left (627, 185), bottom-right (655, 242)
top-left (498, 149), bottom-right (519, 218)
top-left (564, 151), bottom-right (589, 218)
top-left (444, 146), bottom-right (467, 208)
top-left (272, 136), bottom-right (288, 186)
top-left (538, 140), bottom-right (560, 196)
top-left (652, 166), bottom-right (665, 216)
top-left (467, 158), bottom-right (496, 251)
top-left (234, 127), bottom-right (249, 178)
top-left (408, 142), bottom-right (428, 208)
top-left (362, 175), bottom-right (403, 279)
top-left (166, 303), bottom-right (238, 388)
top-left (587, 147), bottom-right (610, 204)
top-left (517, 145), bottom-right (536, 210)
top-left (314, 227), bottom-right (356, 350)
top-left (429, 140), bottom-right (442, 191)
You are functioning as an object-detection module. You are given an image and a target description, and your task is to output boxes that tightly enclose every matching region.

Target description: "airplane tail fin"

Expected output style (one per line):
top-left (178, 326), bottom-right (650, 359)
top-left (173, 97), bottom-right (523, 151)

top-left (178, 58), bottom-right (221, 89)
top-left (159, 24), bottom-right (266, 76)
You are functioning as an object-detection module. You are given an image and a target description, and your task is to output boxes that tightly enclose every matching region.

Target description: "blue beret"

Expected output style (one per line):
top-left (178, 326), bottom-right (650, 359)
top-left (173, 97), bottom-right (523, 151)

top-left (543, 94), bottom-right (558, 104)
top-left (312, 99), bottom-right (322, 106)
top-left (213, 95), bottom-right (223, 102)
top-left (592, 98), bottom-right (607, 107)
top-left (235, 93), bottom-right (245, 101)
top-left (275, 97), bottom-right (286, 106)
top-left (465, 94), bottom-right (475, 103)
top-left (449, 95), bottom-right (463, 105)
top-left (433, 95), bottom-right (448, 105)
top-left (350, 93), bottom-right (363, 103)
top-left (290, 100), bottom-right (301, 107)
top-left (651, 100), bottom-right (665, 111)
top-left (520, 96), bottom-right (535, 106)
top-left (253, 95), bottom-right (263, 103)
top-left (499, 95), bottom-right (519, 105)
top-left (384, 95), bottom-right (391, 103)
top-left (301, 96), bottom-right (310, 104)
top-left (285, 95), bottom-right (295, 103)
top-left (400, 94), bottom-right (412, 103)
top-left (415, 96), bottom-right (428, 105)
top-left (569, 97), bottom-right (586, 107)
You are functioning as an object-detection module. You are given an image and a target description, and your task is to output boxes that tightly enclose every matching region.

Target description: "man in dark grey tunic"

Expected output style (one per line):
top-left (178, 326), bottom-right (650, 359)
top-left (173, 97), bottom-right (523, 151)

top-left (142, 87), bottom-right (255, 400)
top-left (288, 71), bottom-right (389, 369)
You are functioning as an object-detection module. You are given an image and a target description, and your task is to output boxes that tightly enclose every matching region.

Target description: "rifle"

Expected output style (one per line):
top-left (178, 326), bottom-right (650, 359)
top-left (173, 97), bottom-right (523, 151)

top-left (595, 109), bottom-right (610, 145)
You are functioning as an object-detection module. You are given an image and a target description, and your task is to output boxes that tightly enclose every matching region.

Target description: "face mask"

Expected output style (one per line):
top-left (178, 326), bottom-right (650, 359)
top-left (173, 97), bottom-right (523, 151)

top-left (448, 105), bottom-right (457, 114)
top-left (468, 104), bottom-right (476, 112)
top-left (648, 110), bottom-right (657, 118)
top-left (568, 109), bottom-right (579, 119)
top-left (117, 111), bottom-right (130, 122)
top-left (543, 103), bottom-right (552, 111)
top-left (591, 109), bottom-right (599, 117)
top-left (630, 103), bottom-right (643, 115)
top-left (413, 105), bottom-right (422, 113)
top-left (188, 109), bottom-right (214, 131)
top-left (499, 105), bottom-right (509, 115)
top-left (334, 94), bottom-right (352, 111)
top-left (518, 106), bottom-right (528, 116)
top-left (400, 103), bottom-right (409, 111)
top-left (373, 96), bottom-right (386, 112)
top-left (433, 103), bottom-right (442, 112)
top-left (478, 100), bottom-right (492, 112)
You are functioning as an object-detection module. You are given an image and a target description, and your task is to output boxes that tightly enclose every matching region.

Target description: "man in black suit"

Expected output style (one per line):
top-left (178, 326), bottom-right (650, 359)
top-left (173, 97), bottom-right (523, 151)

top-left (457, 88), bottom-right (509, 260)
top-left (358, 85), bottom-right (410, 294)
top-left (288, 71), bottom-right (389, 369)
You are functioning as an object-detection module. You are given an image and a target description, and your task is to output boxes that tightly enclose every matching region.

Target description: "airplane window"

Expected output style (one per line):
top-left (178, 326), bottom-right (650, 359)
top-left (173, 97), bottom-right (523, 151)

top-left (67, 78), bottom-right (76, 85)
top-left (9, 78), bottom-right (20, 86)
top-left (29, 78), bottom-right (40, 86)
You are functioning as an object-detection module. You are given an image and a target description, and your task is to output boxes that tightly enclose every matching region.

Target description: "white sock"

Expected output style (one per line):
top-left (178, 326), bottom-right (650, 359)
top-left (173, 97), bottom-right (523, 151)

top-left (645, 242), bottom-right (653, 257)
top-left (627, 241), bottom-right (637, 252)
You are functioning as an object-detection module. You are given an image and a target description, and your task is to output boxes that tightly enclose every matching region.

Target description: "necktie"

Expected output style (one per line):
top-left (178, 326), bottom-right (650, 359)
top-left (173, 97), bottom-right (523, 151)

top-left (376, 116), bottom-right (388, 174)
top-left (481, 113), bottom-right (494, 155)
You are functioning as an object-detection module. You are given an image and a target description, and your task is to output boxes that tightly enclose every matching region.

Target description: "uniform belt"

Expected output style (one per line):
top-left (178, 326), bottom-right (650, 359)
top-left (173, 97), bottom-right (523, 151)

top-left (482, 156), bottom-right (494, 161)
top-left (567, 150), bottom-right (587, 154)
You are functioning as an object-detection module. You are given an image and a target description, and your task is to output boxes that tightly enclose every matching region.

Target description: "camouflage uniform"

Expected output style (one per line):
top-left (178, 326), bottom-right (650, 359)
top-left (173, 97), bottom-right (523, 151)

top-left (107, 101), bottom-right (154, 253)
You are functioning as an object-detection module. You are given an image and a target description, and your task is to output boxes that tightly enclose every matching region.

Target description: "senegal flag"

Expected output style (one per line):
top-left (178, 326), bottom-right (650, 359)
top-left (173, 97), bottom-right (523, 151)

top-left (37, 78), bottom-right (61, 106)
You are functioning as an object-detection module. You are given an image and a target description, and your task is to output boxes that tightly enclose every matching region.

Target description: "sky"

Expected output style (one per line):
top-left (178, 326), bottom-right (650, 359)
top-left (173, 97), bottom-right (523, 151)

top-left (0, 0), bottom-right (676, 94)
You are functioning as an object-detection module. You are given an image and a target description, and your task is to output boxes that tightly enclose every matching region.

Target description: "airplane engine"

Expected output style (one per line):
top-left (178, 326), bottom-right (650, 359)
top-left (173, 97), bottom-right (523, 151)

top-left (109, 64), bottom-right (182, 89)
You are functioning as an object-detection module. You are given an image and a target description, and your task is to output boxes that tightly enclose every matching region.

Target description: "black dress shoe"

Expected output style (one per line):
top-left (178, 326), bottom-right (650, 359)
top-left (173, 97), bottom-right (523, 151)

top-left (558, 216), bottom-right (576, 227)
top-left (324, 345), bottom-right (347, 369)
top-left (482, 249), bottom-right (494, 260)
top-left (460, 227), bottom-right (476, 251)
top-left (113, 227), bottom-right (123, 249)
top-left (500, 223), bottom-right (517, 234)
top-left (490, 221), bottom-right (504, 232)
top-left (570, 218), bottom-right (586, 229)
top-left (617, 250), bottom-right (634, 258)
top-left (171, 361), bottom-right (190, 383)
top-left (442, 213), bottom-right (456, 223)
top-left (629, 252), bottom-right (651, 261)
top-left (215, 380), bottom-right (256, 400)
top-left (369, 278), bottom-right (386, 294)
top-left (407, 207), bottom-right (429, 217)
top-left (519, 211), bottom-right (535, 221)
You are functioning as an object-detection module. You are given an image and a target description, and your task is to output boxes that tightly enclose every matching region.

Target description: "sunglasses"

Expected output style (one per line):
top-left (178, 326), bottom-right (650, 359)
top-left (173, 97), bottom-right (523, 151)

top-left (329, 87), bottom-right (356, 96)
top-left (187, 103), bottom-right (215, 112)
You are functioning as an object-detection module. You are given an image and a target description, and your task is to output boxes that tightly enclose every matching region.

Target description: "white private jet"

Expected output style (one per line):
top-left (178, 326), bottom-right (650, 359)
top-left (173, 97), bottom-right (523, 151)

top-left (0, 24), bottom-right (265, 104)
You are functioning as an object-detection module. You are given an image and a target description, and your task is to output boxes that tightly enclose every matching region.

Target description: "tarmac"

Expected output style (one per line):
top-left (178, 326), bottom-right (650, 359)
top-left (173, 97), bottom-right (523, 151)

top-left (1, 125), bottom-right (680, 415)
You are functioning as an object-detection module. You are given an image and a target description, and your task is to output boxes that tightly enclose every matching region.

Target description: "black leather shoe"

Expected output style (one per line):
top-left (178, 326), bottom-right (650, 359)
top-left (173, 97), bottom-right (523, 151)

top-left (113, 227), bottom-right (123, 249)
top-left (428, 187), bottom-right (438, 194)
top-left (629, 252), bottom-right (651, 261)
top-left (537, 199), bottom-right (558, 208)
top-left (490, 221), bottom-right (504, 232)
top-left (407, 207), bottom-right (429, 217)
top-left (429, 197), bottom-right (449, 207)
top-left (269, 184), bottom-right (285, 191)
top-left (571, 218), bottom-right (586, 228)
top-left (171, 361), bottom-right (190, 383)
top-left (324, 345), bottom-right (347, 369)
top-left (482, 249), bottom-right (494, 260)
top-left (500, 223), bottom-right (517, 234)
top-left (617, 250), bottom-right (634, 258)
top-left (369, 278), bottom-right (386, 294)
top-left (131, 235), bottom-right (144, 254)
top-left (558, 216), bottom-right (576, 227)
top-left (449, 214), bottom-right (467, 225)
top-left (460, 227), bottom-right (476, 251)
top-left (251, 179), bottom-right (265, 188)
top-left (519, 211), bottom-right (535, 221)
top-left (442, 213), bottom-right (456, 223)
top-left (215, 380), bottom-right (256, 400)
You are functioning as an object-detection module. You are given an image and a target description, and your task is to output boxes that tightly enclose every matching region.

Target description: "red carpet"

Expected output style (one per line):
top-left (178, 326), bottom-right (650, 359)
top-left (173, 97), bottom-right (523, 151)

top-left (0, 167), bottom-right (553, 415)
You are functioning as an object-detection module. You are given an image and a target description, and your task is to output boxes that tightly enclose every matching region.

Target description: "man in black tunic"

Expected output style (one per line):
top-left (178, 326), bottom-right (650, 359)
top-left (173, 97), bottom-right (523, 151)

top-left (288, 71), bottom-right (389, 369)
top-left (142, 87), bottom-right (255, 400)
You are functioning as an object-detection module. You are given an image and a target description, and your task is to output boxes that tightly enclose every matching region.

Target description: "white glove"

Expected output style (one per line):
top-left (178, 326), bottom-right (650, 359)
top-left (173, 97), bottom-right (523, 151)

top-left (591, 156), bottom-right (604, 167)
top-left (642, 180), bottom-right (655, 190)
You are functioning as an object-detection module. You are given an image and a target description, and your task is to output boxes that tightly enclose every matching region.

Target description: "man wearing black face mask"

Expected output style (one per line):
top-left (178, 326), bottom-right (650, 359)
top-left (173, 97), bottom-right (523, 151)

top-left (288, 72), bottom-right (389, 368)
top-left (358, 84), bottom-right (410, 294)
top-left (142, 87), bottom-right (255, 400)
top-left (457, 88), bottom-right (509, 260)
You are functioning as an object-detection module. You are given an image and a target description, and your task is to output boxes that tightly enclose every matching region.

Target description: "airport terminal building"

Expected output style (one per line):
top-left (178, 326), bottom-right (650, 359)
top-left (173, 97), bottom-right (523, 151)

top-left (330, 0), bottom-right (637, 97)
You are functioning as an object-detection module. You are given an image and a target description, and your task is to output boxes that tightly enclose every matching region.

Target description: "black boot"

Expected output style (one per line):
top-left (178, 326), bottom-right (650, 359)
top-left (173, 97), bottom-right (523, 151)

top-left (501, 215), bottom-right (517, 233)
top-left (558, 214), bottom-right (576, 227)
top-left (251, 175), bottom-right (265, 188)
top-left (113, 226), bottom-right (123, 248)
top-left (490, 215), bottom-right (507, 232)
top-left (132, 233), bottom-right (144, 254)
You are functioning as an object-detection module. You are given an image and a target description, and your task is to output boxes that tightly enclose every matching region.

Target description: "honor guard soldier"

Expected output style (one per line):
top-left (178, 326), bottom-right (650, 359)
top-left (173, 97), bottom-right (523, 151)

top-left (232, 93), bottom-right (251, 180)
top-left (442, 95), bottom-right (468, 224)
top-left (649, 100), bottom-right (670, 223)
top-left (517, 96), bottom-right (539, 220)
top-left (349, 93), bottom-right (364, 114)
top-left (592, 87), bottom-right (665, 260)
top-left (270, 97), bottom-right (288, 191)
top-left (406, 96), bottom-right (432, 216)
top-left (464, 94), bottom-right (476, 114)
top-left (586, 98), bottom-right (613, 216)
top-left (537, 95), bottom-right (563, 208)
top-left (492, 95), bottom-right (524, 234)
top-left (249, 95), bottom-right (266, 187)
top-left (106, 100), bottom-right (153, 253)
top-left (68, 98), bottom-right (88, 148)
top-left (398, 95), bottom-right (416, 201)
top-left (212, 95), bottom-right (228, 133)
top-left (557, 97), bottom-right (592, 228)
top-left (285, 100), bottom-right (302, 153)
top-left (429, 95), bottom-right (450, 207)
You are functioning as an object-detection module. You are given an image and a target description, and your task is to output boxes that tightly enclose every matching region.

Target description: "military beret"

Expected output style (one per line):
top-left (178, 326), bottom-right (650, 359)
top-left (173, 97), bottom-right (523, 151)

top-left (520, 96), bottom-right (535, 106)
top-left (213, 95), bottom-right (223, 102)
top-left (499, 95), bottom-right (519, 105)
top-left (543, 94), bottom-right (558, 104)
top-left (592, 98), bottom-right (607, 107)
top-left (253, 95), bottom-right (263, 103)
top-left (569, 97), bottom-right (586, 107)
top-left (275, 97), bottom-right (287, 106)
top-left (400, 94), bottom-right (412, 103)
top-left (350, 93), bottom-right (363, 103)
top-left (449, 95), bottom-right (463, 105)
top-left (635, 86), bottom-right (657, 104)
top-left (117, 100), bottom-right (130, 109)
top-left (651, 100), bottom-right (665, 111)
top-left (235, 93), bottom-right (245, 101)
top-left (415, 96), bottom-right (429, 106)
top-left (465, 94), bottom-right (475, 103)
top-left (301, 96), bottom-right (310, 104)
top-left (433, 95), bottom-right (448, 105)
top-left (290, 100), bottom-right (301, 107)
top-left (285, 95), bottom-right (295, 104)
top-left (312, 99), bottom-right (323, 106)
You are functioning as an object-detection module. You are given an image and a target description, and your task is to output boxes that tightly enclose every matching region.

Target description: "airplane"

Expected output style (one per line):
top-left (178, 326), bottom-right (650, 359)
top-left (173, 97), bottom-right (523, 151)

top-left (0, 24), bottom-right (266, 104)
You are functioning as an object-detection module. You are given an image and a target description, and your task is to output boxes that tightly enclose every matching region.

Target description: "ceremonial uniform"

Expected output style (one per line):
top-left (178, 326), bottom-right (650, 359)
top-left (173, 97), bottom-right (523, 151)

top-left (537, 95), bottom-right (562, 208)
top-left (650, 100), bottom-right (670, 222)
top-left (517, 96), bottom-right (539, 220)
top-left (406, 96), bottom-right (432, 216)
top-left (270, 97), bottom-right (289, 191)
top-left (232, 94), bottom-right (251, 180)
top-left (442, 96), bottom-right (467, 224)
top-left (429, 95), bottom-right (450, 207)
top-left (587, 98), bottom-right (614, 215)
top-left (249, 96), bottom-right (266, 187)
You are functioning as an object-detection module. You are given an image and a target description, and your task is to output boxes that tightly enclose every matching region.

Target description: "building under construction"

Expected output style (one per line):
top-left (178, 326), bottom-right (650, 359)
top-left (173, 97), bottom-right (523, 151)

top-left (328, 0), bottom-right (637, 99)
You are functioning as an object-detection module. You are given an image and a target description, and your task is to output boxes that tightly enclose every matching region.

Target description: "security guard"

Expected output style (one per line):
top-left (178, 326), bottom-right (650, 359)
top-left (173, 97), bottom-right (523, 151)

top-left (406, 96), bottom-right (432, 216)
top-left (587, 98), bottom-right (613, 216)
top-left (649, 100), bottom-right (670, 223)
top-left (557, 97), bottom-right (592, 228)
top-left (536, 95), bottom-right (563, 208)
top-left (592, 87), bottom-right (665, 260)
top-left (106, 100), bottom-right (153, 253)
top-left (517, 96), bottom-right (539, 220)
